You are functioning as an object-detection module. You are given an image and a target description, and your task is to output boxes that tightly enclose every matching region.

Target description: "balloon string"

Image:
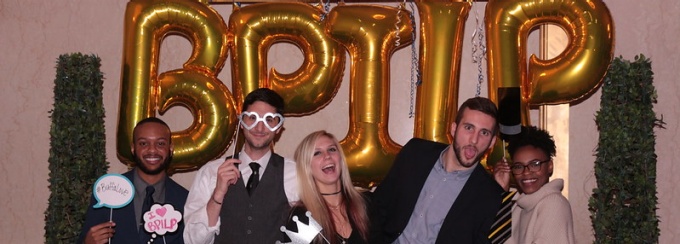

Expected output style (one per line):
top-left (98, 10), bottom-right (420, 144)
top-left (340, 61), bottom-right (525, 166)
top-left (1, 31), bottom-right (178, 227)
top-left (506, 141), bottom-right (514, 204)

top-left (318, 0), bottom-right (331, 21)
top-left (394, 3), bottom-right (403, 47)
top-left (470, 0), bottom-right (486, 97)
top-left (408, 1), bottom-right (420, 118)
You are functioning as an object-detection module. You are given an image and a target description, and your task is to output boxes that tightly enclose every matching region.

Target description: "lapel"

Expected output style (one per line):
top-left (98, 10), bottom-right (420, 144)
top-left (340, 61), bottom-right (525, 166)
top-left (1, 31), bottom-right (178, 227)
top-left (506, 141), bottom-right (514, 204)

top-left (250, 153), bottom-right (282, 197)
top-left (401, 139), bottom-right (448, 217)
top-left (411, 143), bottom-right (442, 195)
top-left (162, 177), bottom-right (184, 244)
top-left (117, 171), bottom-right (142, 243)
top-left (439, 163), bottom-right (485, 231)
top-left (164, 177), bottom-right (183, 205)
top-left (123, 170), bottom-right (188, 244)
top-left (258, 154), bottom-right (281, 185)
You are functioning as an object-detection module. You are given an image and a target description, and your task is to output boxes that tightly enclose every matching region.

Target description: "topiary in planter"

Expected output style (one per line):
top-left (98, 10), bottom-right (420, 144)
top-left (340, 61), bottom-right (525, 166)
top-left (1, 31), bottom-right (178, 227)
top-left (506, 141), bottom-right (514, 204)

top-left (589, 54), bottom-right (664, 243)
top-left (44, 53), bottom-right (109, 243)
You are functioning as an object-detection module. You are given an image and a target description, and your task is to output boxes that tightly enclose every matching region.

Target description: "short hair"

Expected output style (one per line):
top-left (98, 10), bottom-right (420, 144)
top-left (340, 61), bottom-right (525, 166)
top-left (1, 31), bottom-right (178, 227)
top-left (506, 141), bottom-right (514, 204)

top-left (506, 126), bottom-right (556, 159)
top-left (242, 88), bottom-right (285, 115)
top-left (133, 117), bottom-right (171, 142)
top-left (455, 97), bottom-right (499, 133)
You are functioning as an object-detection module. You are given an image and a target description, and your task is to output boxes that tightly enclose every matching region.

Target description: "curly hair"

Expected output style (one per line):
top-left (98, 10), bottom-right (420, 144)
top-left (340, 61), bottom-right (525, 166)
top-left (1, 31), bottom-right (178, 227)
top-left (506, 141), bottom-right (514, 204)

top-left (506, 126), bottom-right (556, 159)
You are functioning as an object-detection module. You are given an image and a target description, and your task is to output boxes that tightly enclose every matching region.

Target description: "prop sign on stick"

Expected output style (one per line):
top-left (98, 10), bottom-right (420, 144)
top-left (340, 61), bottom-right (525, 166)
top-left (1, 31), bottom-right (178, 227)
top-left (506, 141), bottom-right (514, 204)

top-left (93, 174), bottom-right (135, 209)
top-left (92, 174), bottom-right (135, 243)
top-left (277, 211), bottom-right (324, 244)
top-left (142, 204), bottom-right (183, 243)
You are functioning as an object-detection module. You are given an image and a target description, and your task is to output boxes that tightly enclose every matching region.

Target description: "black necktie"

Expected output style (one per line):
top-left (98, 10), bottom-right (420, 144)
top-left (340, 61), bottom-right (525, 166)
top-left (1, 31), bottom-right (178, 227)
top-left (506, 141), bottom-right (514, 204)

top-left (140, 186), bottom-right (155, 240)
top-left (489, 190), bottom-right (517, 244)
top-left (246, 162), bottom-right (260, 196)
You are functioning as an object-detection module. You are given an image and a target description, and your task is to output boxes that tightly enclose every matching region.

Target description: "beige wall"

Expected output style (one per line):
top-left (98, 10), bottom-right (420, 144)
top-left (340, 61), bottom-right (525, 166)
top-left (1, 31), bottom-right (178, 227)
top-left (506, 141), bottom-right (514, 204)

top-left (1, 1), bottom-right (678, 243)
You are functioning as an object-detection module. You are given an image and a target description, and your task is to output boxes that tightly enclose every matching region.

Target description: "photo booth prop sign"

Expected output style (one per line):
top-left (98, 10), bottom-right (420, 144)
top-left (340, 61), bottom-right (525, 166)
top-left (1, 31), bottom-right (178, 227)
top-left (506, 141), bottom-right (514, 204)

top-left (142, 203), bottom-right (183, 237)
top-left (93, 174), bottom-right (135, 209)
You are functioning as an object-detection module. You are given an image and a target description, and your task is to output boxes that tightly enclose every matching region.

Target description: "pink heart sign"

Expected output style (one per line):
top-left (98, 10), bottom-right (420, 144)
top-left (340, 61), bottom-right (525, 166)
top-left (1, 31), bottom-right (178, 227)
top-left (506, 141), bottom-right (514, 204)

top-left (142, 203), bottom-right (183, 235)
top-left (155, 207), bottom-right (167, 217)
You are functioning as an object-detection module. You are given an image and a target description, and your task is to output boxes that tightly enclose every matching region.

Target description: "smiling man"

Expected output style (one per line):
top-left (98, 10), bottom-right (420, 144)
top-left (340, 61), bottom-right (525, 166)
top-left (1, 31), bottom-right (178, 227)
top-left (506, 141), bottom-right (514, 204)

top-left (371, 97), bottom-right (505, 244)
top-left (183, 88), bottom-right (298, 244)
top-left (79, 117), bottom-right (188, 244)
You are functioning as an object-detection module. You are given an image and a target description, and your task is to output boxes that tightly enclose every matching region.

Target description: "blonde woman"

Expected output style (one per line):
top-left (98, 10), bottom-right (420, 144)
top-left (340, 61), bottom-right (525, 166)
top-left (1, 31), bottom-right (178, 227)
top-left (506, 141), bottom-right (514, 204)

top-left (282, 130), bottom-right (369, 244)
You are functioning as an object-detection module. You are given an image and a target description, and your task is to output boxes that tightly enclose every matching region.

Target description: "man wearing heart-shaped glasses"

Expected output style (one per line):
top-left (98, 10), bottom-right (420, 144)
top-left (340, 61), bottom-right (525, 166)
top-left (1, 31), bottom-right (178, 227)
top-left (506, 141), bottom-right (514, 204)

top-left (184, 88), bottom-right (299, 244)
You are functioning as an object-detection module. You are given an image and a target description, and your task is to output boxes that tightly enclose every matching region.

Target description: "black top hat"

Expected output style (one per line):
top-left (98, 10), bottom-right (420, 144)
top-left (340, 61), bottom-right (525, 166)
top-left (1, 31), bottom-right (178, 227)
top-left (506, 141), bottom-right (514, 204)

top-left (497, 87), bottom-right (521, 141)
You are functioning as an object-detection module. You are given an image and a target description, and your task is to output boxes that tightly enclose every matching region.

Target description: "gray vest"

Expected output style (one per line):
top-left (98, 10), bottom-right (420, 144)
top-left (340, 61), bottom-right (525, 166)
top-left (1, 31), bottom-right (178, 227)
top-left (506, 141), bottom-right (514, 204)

top-left (215, 153), bottom-right (290, 244)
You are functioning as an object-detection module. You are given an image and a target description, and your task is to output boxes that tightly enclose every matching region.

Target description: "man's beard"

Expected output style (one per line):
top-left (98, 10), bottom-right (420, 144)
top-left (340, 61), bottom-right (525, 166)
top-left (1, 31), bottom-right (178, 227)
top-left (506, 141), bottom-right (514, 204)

top-left (244, 130), bottom-right (274, 151)
top-left (452, 132), bottom-right (489, 168)
top-left (134, 152), bottom-right (171, 175)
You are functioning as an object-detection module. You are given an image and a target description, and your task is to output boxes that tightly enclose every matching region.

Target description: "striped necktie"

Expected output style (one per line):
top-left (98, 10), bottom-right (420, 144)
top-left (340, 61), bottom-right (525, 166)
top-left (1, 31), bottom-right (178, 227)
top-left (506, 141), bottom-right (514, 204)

top-left (489, 190), bottom-right (517, 244)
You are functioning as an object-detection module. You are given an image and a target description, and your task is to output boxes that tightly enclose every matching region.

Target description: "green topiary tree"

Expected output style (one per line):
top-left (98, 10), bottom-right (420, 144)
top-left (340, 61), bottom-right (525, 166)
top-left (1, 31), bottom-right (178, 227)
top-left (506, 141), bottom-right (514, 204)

top-left (589, 54), bottom-right (664, 243)
top-left (44, 53), bottom-right (109, 243)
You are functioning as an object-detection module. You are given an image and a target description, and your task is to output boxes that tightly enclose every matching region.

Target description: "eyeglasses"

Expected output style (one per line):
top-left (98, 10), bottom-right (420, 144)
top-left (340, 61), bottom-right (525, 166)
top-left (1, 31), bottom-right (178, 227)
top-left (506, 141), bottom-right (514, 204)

top-left (510, 159), bottom-right (550, 175)
top-left (239, 111), bottom-right (284, 131)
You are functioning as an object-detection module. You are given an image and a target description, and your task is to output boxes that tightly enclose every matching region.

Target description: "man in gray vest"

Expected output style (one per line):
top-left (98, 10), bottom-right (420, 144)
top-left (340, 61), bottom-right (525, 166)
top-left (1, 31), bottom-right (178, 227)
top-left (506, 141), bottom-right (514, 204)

top-left (184, 88), bottom-right (299, 244)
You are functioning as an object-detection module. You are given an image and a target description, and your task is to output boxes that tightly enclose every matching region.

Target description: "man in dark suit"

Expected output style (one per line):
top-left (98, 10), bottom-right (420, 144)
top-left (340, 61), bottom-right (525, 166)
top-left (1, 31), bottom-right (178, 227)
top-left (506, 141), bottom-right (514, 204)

top-left (371, 97), bottom-right (504, 244)
top-left (79, 117), bottom-right (188, 244)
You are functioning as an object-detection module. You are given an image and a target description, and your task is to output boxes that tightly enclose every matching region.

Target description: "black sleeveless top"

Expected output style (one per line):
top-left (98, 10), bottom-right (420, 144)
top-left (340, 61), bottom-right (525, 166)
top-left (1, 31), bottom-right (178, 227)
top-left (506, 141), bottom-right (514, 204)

top-left (282, 205), bottom-right (366, 244)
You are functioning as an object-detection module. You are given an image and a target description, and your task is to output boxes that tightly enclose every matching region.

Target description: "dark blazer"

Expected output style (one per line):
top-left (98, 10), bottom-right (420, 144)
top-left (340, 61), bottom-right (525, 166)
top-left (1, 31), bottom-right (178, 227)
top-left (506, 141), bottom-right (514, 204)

top-left (371, 138), bottom-right (504, 244)
top-left (78, 170), bottom-right (188, 244)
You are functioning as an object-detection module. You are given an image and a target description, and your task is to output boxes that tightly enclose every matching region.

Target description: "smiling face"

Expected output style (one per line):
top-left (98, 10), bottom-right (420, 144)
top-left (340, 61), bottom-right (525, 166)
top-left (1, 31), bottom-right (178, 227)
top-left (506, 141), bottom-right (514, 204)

top-left (450, 108), bottom-right (497, 169)
top-left (242, 101), bottom-right (282, 153)
top-left (310, 135), bottom-right (342, 192)
top-left (512, 145), bottom-right (553, 194)
top-left (132, 121), bottom-right (173, 177)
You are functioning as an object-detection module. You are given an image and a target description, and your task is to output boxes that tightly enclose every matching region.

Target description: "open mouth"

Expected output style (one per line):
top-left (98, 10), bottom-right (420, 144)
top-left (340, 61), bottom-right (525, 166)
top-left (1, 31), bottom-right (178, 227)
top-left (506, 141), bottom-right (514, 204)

top-left (144, 155), bottom-right (162, 164)
top-left (521, 178), bottom-right (537, 184)
top-left (463, 146), bottom-right (478, 159)
top-left (322, 164), bottom-right (336, 174)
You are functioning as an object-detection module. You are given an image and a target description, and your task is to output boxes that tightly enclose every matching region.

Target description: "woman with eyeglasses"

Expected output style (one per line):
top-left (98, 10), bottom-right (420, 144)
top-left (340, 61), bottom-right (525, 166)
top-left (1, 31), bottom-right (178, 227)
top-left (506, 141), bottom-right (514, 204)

top-left (493, 126), bottom-right (575, 244)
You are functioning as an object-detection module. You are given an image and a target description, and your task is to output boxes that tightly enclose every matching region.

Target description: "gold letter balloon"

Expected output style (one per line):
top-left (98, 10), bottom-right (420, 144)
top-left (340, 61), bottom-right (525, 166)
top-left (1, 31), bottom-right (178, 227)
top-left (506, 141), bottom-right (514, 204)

top-left (486, 0), bottom-right (614, 110)
top-left (118, 0), bottom-right (235, 173)
top-left (228, 2), bottom-right (345, 115)
top-left (484, 0), bottom-right (613, 168)
top-left (326, 4), bottom-right (413, 187)
top-left (414, 0), bottom-right (470, 144)
top-left (116, 0), bottom-right (614, 185)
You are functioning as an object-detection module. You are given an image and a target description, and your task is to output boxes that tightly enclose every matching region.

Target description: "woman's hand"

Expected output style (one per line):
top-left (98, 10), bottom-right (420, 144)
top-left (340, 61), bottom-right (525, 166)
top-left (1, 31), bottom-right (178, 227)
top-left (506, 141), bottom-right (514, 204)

top-left (493, 158), bottom-right (511, 192)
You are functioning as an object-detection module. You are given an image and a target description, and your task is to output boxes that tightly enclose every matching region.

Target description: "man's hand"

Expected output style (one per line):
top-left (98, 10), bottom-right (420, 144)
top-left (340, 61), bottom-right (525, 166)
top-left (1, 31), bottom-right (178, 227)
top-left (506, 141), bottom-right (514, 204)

top-left (213, 158), bottom-right (242, 202)
top-left (83, 221), bottom-right (115, 244)
top-left (206, 158), bottom-right (242, 226)
top-left (493, 158), bottom-right (511, 192)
